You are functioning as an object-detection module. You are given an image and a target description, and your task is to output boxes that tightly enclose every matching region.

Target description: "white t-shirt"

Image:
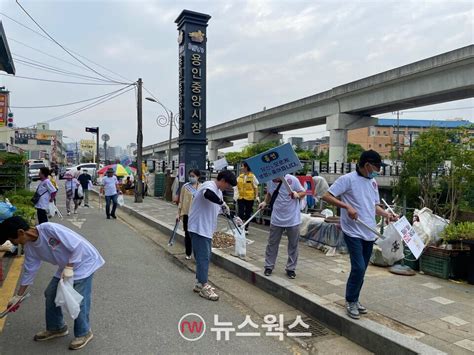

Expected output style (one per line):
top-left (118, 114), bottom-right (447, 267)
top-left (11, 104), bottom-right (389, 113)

top-left (102, 176), bottom-right (118, 196)
top-left (21, 222), bottom-right (105, 285)
top-left (188, 181), bottom-right (223, 239)
top-left (34, 179), bottom-right (57, 210)
top-left (65, 178), bottom-right (79, 192)
top-left (328, 171), bottom-right (380, 241)
top-left (267, 174), bottom-right (305, 227)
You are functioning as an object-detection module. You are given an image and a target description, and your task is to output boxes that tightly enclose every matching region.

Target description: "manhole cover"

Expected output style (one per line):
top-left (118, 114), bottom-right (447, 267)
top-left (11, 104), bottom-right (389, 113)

top-left (285, 317), bottom-right (332, 339)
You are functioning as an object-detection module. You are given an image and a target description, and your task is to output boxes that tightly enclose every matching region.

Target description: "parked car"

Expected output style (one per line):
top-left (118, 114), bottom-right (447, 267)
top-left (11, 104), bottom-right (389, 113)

top-left (28, 162), bottom-right (46, 181)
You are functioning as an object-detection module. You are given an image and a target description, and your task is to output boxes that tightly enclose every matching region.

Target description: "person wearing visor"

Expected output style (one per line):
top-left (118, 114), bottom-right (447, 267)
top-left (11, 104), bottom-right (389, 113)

top-left (322, 150), bottom-right (398, 320)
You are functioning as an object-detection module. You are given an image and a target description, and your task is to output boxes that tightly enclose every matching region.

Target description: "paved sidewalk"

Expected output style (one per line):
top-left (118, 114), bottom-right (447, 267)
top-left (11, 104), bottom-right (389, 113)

top-left (113, 193), bottom-right (473, 354)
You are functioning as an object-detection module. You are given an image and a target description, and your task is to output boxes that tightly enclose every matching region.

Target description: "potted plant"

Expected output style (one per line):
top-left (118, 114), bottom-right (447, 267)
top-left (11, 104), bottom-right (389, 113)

top-left (441, 222), bottom-right (473, 281)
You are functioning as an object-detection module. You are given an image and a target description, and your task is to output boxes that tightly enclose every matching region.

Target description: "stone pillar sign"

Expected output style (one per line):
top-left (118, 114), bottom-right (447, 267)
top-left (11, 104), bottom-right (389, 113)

top-left (175, 10), bottom-right (211, 174)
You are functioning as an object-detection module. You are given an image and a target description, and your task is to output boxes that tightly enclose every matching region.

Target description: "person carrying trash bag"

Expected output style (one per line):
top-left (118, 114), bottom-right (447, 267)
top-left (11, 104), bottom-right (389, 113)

top-left (0, 216), bottom-right (105, 350)
top-left (188, 170), bottom-right (237, 301)
top-left (322, 150), bottom-right (398, 320)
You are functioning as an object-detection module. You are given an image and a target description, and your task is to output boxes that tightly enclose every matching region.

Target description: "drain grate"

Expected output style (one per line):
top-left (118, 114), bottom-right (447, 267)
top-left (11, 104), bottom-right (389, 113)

top-left (285, 317), bottom-right (332, 339)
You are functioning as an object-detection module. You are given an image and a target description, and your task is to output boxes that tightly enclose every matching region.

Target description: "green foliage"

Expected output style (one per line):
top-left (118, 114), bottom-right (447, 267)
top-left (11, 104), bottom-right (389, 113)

top-left (2, 189), bottom-right (35, 224)
top-left (441, 222), bottom-right (474, 241)
top-left (347, 143), bottom-right (365, 162)
top-left (397, 127), bottom-right (474, 220)
top-left (225, 140), bottom-right (281, 165)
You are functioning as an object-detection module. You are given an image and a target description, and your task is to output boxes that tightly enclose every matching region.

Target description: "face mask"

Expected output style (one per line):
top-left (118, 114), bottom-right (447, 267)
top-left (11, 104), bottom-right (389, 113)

top-left (189, 176), bottom-right (197, 184)
top-left (368, 171), bottom-right (379, 179)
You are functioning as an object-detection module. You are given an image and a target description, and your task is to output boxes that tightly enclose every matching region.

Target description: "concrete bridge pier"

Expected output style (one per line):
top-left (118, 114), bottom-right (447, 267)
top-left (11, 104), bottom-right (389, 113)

top-left (208, 140), bottom-right (233, 162)
top-left (247, 131), bottom-right (283, 144)
top-left (327, 113), bottom-right (377, 164)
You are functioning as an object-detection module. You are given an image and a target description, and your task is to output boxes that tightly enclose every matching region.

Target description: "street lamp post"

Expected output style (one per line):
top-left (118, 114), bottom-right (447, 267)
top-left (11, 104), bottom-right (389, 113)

top-left (145, 97), bottom-right (179, 167)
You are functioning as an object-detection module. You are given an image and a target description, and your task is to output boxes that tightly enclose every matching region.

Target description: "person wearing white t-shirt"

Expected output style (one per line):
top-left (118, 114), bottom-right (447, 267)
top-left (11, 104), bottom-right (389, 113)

top-left (258, 174), bottom-right (305, 279)
top-left (188, 170), bottom-right (237, 301)
top-left (34, 167), bottom-right (57, 224)
top-left (322, 150), bottom-right (398, 320)
top-left (0, 216), bottom-right (105, 350)
top-left (100, 168), bottom-right (121, 220)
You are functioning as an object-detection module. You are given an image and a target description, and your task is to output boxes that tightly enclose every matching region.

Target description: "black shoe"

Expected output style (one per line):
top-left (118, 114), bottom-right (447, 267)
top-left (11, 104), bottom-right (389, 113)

top-left (264, 268), bottom-right (272, 276)
top-left (286, 270), bottom-right (296, 279)
top-left (106, 216), bottom-right (110, 219)
top-left (111, 214), bottom-right (117, 219)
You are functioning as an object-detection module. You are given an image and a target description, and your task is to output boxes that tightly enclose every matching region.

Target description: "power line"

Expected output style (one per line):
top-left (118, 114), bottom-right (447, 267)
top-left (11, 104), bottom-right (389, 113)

top-left (10, 85), bottom-right (135, 109)
top-left (45, 85), bottom-right (135, 123)
top-left (0, 73), bottom-right (129, 85)
top-left (13, 56), bottom-right (118, 83)
top-left (401, 106), bottom-right (474, 113)
top-left (8, 37), bottom-right (105, 77)
top-left (14, 1), bottom-right (127, 84)
top-left (1, 11), bottom-right (133, 83)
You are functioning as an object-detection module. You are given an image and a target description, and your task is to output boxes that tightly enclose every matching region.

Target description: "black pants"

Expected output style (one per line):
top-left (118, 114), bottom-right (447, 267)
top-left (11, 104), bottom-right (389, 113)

top-left (37, 208), bottom-right (48, 224)
top-left (182, 215), bottom-right (192, 256)
top-left (237, 199), bottom-right (254, 230)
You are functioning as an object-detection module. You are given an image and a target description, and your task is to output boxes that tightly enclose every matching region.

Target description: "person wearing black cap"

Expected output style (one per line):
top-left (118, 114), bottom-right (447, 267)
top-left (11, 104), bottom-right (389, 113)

top-left (322, 150), bottom-right (398, 320)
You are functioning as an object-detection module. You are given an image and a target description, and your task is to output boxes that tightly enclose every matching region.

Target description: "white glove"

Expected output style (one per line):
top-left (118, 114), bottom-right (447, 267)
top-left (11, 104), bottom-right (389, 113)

top-left (221, 202), bottom-right (230, 215)
top-left (258, 201), bottom-right (267, 210)
top-left (62, 266), bottom-right (74, 280)
top-left (7, 295), bottom-right (22, 308)
top-left (291, 191), bottom-right (300, 200)
top-left (233, 216), bottom-right (243, 226)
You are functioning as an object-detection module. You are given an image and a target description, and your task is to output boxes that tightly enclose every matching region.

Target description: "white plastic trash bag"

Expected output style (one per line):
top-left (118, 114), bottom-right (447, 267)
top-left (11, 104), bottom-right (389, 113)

top-left (375, 224), bottom-right (404, 266)
top-left (55, 278), bottom-right (83, 320)
top-left (233, 227), bottom-right (246, 257)
top-left (48, 202), bottom-right (56, 218)
top-left (117, 194), bottom-right (125, 207)
top-left (77, 185), bottom-right (84, 198)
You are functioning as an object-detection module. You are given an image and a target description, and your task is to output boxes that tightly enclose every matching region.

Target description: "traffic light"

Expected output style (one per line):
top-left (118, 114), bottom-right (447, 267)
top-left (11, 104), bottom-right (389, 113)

top-left (85, 127), bottom-right (98, 133)
top-left (7, 112), bottom-right (13, 128)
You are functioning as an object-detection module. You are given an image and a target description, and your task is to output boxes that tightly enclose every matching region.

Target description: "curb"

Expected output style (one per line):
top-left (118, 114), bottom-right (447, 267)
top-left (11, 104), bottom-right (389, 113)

top-left (99, 192), bottom-right (443, 355)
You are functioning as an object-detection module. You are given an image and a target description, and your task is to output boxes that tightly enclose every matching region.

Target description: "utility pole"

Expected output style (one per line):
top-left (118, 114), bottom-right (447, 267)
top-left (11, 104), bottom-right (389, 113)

top-left (396, 111), bottom-right (400, 161)
top-left (96, 127), bottom-right (100, 173)
top-left (168, 111), bottom-right (173, 166)
top-left (135, 78), bottom-right (143, 203)
top-left (75, 141), bottom-right (79, 164)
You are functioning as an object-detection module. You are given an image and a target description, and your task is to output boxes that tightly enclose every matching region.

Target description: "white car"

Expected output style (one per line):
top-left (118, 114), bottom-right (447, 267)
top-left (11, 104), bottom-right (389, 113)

top-left (28, 162), bottom-right (47, 181)
top-left (62, 163), bottom-right (102, 180)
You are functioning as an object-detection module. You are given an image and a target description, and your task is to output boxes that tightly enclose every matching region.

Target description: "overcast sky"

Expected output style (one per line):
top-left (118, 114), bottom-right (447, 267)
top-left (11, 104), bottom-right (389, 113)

top-left (0, 0), bottom-right (473, 151)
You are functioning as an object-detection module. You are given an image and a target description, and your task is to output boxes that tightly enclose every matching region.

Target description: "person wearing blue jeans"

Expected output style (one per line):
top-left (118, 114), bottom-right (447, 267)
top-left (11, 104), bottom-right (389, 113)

top-left (188, 171), bottom-right (237, 301)
top-left (323, 150), bottom-right (398, 319)
top-left (0, 216), bottom-right (105, 350)
top-left (101, 168), bottom-right (120, 219)
top-left (44, 275), bottom-right (93, 339)
top-left (190, 232), bottom-right (212, 284)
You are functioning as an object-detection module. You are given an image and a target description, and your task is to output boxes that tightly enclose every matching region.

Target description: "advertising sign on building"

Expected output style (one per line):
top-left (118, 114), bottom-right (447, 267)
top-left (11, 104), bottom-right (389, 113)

top-left (0, 93), bottom-right (9, 127)
top-left (80, 139), bottom-right (95, 152)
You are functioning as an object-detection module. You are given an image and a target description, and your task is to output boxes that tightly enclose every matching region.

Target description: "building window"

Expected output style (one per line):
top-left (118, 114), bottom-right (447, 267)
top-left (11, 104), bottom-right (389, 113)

top-left (377, 130), bottom-right (380, 135)
top-left (369, 144), bottom-right (372, 148)
top-left (379, 144), bottom-right (382, 148)
top-left (383, 131), bottom-right (387, 135)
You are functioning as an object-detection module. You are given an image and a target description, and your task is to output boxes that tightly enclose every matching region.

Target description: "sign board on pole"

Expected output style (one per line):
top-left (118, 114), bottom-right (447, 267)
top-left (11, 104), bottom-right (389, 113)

top-left (80, 139), bottom-right (95, 152)
top-left (213, 157), bottom-right (228, 171)
top-left (392, 216), bottom-right (425, 259)
top-left (245, 143), bottom-right (302, 184)
top-left (178, 163), bottom-right (186, 183)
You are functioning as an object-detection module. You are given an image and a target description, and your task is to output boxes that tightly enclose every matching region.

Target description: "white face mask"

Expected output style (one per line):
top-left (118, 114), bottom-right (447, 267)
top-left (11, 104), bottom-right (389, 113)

top-left (189, 176), bottom-right (197, 184)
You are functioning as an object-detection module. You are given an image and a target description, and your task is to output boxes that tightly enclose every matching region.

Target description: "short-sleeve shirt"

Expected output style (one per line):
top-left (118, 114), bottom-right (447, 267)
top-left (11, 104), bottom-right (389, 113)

top-left (35, 179), bottom-right (57, 210)
top-left (188, 181), bottom-right (223, 239)
top-left (328, 171), bottom-right (380, 241)
top-left (102, 176), bottom-right (118, 196)
top-left (77, 173), bottom-right (92, 190)
top-left (266, 174), bottom-right (305, 227)
top-left (21, 222), bottom-right (105, 285)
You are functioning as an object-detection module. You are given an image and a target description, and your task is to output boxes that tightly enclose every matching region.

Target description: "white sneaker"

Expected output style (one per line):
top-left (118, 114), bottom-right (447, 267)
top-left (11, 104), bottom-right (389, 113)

top-left (199, 284), bottom-right (219, 301)
top-left (73, 209), bottom-right (78, 214)
top-left (185, 255), bottom-right (191, 260)
top-left (67, 211), bottom-right (71, 216)
top-left (193, 283), bottom-right (203, 293)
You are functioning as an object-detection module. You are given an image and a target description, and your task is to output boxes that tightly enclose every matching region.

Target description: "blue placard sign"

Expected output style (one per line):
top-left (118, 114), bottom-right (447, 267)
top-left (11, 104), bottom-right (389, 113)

top-left (245, 143), bottom-right (303, 183)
